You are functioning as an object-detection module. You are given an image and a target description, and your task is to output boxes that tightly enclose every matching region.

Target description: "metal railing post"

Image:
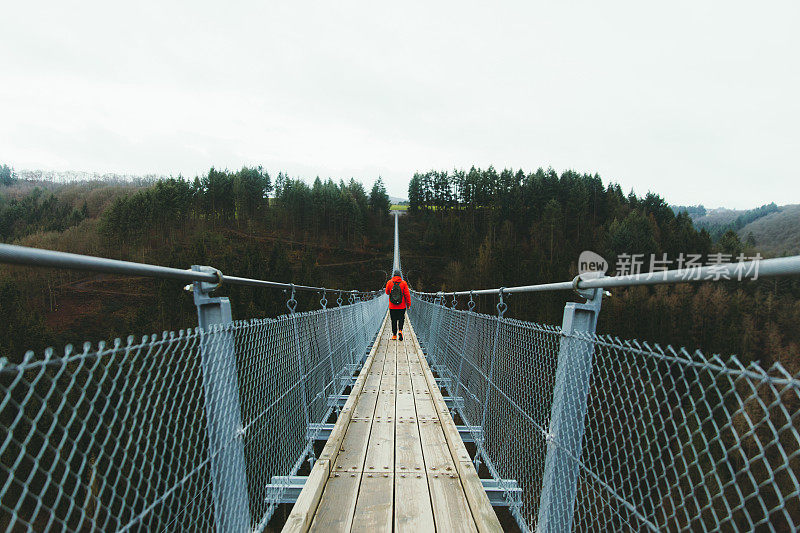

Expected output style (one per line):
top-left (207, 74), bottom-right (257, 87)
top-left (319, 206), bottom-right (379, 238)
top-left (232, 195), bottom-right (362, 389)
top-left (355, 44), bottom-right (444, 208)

top-left (536, 283), bottom-right (603, 533)
top-left (348, 291), bottom-right (358, 365)
top-left (479, 290), bottom-right (507, 446)
top-left (440, 294), bottom-right (458, 385)
top-left (453, 292), bottom-right (475, 411)
top-left (355, 290), bottom-right (367, 355)
top-left (429, 292), bottom-right (445, 366)
top-left (286, 286), bottom-right (312, 437)
top-left (320, 291), bottom-right (337, 397)
top-left (191, 266), bottom-right (251, 533)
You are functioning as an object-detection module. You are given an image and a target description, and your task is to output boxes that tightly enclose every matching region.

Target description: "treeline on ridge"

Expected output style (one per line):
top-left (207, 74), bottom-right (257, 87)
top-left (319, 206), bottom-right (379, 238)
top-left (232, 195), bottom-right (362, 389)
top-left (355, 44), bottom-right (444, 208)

top-left (100, 168), bottom-right (392, 245)
top-left (0, 166), bottom-right (393, 362)
top-left (402, 167), bottom-right (800, 370)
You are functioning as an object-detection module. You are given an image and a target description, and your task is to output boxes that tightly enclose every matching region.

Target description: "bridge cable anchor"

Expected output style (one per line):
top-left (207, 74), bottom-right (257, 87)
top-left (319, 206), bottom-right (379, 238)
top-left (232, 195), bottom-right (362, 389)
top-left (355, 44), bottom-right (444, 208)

top-left (286, 283), bottom-right (297, 314)
top-left (571, 274), bottom-right (605, 305)
top-left (496, 288), bottom-right (508, 318)
top-left (189, 266), bottom-right (224, 294)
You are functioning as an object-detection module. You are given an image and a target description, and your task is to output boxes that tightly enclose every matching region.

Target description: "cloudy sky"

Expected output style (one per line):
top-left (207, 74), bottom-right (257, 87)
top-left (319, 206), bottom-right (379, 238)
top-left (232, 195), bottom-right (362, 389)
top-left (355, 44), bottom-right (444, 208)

top-left (1, 1), bottom-right (798, 208)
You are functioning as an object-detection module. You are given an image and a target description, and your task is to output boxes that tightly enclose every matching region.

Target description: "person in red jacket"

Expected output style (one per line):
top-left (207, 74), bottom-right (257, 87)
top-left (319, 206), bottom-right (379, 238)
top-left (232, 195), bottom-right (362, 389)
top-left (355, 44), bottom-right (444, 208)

top-left (385, 269), bottom-right (411, 340)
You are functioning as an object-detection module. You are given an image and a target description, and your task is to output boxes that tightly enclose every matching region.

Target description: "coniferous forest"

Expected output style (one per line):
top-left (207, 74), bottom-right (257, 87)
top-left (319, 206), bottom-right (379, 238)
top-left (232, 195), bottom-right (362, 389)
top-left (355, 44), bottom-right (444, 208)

top-left (1, 165), bottom-right (799, 375)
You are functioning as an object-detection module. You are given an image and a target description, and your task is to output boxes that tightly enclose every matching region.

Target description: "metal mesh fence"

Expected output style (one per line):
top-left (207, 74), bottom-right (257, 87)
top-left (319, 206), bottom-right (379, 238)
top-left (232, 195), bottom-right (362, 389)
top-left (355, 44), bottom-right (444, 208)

top-left (409, 294), bottom-right (800, 532)
top-left (0, 294), bottom-right (387, 532)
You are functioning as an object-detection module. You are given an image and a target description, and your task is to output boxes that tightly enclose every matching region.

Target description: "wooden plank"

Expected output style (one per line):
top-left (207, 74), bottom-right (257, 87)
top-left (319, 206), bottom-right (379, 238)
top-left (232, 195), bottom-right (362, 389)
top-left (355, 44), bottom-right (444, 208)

top-left (352, 390), bottom-right (380, 419)
top-left (395, 474), bottom-right (435, 532)
top-left (351, 474), bottom-right (394, 533)
top-left (395, 391), bottom-right (417, 421)
top-left (395, 418), bottom-right (425, 474)
top-left (396, 342), bottom-right (415, 421)
top-left (458, 460), bottom-right (504, 533)
top-left (363, 418), bottom-right (394, 473)
top-left (374, 395), bottom-right (395, 420)
top-left (414, 397), bottom-right (438, 420)
top-left (281, 459), bottom-right (331, 533)
top-left (365, 371), bottom-right (383, 388)
top-left (332, 418), bottom-right (372, 473)
top-left (410, 371), bottom-right (430, 394)
top-left (374, 388), bottom-right (396, 421)
top-left (308, 474), bottom-right (360, 532)
top-left (428, 473), bottom-right (479, 533)
top-left (395, 339), bottom-right (423, 474)
top-left (419, 419), bottom-right (456, 473)
top-left (396, 371), bottom-right (413, 391)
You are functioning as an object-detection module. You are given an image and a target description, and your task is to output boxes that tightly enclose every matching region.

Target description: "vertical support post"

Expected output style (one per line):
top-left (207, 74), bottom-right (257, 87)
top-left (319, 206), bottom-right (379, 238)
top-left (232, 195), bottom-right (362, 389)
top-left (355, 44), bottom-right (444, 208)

top-left (355, 291), bottom-right (366, 355)
top-left (320, 291), bottom-right (337, 407)
top-left (479, 290), bottom-right (506, 450)
top-left (286, 286), bottom-right (312, 437)
top-left (440, 295), bottom-right (457, 383)
top-left (453, 293), bottom-right (475, 412)
top-left (191, 265), bottom-right (251, 533)
top-left (348, 291), bottom-right (358, 365)
top-left (429, 292), bottom-right (445, 366)
top-left (536, 285), bottom-right (603, 533)
top-left (338, 291), bottom-right (355, 369)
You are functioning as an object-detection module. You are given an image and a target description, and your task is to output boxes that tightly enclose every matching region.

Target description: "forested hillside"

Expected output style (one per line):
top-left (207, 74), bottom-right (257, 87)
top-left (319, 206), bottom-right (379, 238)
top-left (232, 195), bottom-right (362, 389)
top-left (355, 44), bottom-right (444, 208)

top-left (403, 167), bottom-right (800, 370)
top-left (0, 166), bottom-right (393, 362)
top-left (2, 164), bottom-right (799, 374)
top-left (671, 202), bottom-right (782, 244)
top-left (737, 204), bottom-right (800, 256)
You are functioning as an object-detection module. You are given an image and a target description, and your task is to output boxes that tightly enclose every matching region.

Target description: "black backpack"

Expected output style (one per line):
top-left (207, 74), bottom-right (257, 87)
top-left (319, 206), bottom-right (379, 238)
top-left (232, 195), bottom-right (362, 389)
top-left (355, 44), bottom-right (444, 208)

top-left (389, 281), bottom-right (403, 305)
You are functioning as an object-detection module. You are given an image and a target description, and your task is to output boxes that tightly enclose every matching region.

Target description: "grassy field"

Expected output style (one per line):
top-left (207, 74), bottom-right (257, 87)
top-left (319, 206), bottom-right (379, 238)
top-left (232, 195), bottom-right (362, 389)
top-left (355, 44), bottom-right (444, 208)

top-left (390, 204), bottom-right (408, 211)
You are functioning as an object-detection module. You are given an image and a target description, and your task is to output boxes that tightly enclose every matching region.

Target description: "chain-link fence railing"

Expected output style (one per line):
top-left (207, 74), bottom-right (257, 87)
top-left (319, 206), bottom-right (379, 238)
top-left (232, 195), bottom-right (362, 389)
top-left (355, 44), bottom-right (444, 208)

top-left (409, 294), bottom-right (800, 532)
top-left (0, 294), bottom-right (387, 532)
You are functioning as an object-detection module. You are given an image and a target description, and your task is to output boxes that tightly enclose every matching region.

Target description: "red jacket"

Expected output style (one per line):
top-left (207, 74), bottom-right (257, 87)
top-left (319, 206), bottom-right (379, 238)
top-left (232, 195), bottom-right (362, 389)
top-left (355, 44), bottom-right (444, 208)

top-left (385, 276), bottom-right (411, 309)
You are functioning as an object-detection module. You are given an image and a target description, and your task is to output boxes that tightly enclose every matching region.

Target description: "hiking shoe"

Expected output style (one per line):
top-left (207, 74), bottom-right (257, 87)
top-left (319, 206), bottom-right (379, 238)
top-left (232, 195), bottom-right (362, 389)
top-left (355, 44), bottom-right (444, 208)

top-left (392, 335), bottom-right (397, 340)
top-left (398, 331), bottom-right (403, 341)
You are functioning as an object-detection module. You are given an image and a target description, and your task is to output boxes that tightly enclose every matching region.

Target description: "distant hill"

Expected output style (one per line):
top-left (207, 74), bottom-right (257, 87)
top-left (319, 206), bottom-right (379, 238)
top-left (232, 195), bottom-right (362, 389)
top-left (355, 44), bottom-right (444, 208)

top-left (671, 202), bottom-right (799, 256)
top-left (693, 207), bottom-right (746, 226)
top-left (737, 204), bottom-right (800, 256)
top-left (389, 195), bottom-right (407, 204)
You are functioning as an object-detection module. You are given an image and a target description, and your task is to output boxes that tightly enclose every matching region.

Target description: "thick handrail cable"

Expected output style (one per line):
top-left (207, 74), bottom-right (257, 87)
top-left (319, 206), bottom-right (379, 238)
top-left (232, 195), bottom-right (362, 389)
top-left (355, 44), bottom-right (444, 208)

top-left (413, 254), bottom-right (800, 296)
top-left (0, 243), bottom-right (380, 295)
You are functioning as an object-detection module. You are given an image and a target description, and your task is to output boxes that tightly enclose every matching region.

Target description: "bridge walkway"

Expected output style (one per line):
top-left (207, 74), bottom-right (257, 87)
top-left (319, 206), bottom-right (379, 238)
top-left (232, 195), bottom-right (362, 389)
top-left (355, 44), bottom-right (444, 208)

top-left (283, 313), bottom-right (501, 532)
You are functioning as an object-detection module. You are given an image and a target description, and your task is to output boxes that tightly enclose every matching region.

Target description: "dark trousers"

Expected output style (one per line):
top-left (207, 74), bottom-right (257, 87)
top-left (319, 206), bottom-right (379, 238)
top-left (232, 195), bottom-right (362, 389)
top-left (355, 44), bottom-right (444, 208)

top-left (390, 308), bottom-right (406, 335)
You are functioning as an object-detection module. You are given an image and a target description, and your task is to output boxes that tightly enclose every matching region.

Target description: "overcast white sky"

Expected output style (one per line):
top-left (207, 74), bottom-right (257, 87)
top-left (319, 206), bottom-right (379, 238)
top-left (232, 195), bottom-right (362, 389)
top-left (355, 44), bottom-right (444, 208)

top-left (1, 1), bottom-right (798, 208)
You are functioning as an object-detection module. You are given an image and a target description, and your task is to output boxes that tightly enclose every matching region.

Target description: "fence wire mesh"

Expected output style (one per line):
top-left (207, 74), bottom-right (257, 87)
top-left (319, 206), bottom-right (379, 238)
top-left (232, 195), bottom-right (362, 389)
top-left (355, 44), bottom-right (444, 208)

top-left (0, 294), bottom-right (387, 532)
top-left (409, 294), bottom-right (800, 532)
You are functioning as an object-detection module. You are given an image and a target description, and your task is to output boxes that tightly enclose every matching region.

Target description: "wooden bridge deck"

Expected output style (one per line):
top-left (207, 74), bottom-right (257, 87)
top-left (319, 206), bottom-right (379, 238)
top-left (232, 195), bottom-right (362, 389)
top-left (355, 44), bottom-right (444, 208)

top-left (283, 312), bottom-right (502, 532)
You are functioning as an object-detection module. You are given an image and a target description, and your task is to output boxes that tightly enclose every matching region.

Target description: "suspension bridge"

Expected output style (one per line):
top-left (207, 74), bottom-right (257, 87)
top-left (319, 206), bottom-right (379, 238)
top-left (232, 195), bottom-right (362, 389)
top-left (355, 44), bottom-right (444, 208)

top-left (1, 213), bottom-right (800, 532)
